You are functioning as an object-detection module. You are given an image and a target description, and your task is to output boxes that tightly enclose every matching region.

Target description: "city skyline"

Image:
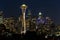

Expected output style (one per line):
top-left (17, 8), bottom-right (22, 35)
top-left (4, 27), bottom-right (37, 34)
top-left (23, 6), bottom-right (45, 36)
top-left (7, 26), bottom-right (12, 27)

top-left (0, 0), bottom-right (60, 24)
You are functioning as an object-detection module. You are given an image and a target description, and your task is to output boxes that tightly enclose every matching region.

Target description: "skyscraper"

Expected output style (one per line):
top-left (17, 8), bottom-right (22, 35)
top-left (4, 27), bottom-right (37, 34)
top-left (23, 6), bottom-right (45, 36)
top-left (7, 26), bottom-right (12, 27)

top-left (0, 11), bottom-right (3, 24)
top-left (26, 10), bottom-right (31, 30)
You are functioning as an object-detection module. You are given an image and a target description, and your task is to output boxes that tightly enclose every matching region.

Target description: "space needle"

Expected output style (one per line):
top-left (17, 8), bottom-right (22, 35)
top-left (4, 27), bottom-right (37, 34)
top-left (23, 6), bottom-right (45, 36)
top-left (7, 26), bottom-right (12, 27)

top-left (20, 4), bottom-right (27, 33)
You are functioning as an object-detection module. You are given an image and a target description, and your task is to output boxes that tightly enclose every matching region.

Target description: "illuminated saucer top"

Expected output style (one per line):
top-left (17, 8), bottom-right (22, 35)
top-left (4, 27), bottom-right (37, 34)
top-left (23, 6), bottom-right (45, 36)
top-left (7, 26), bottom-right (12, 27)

top-left (21, 4), bottom-right (27, 9)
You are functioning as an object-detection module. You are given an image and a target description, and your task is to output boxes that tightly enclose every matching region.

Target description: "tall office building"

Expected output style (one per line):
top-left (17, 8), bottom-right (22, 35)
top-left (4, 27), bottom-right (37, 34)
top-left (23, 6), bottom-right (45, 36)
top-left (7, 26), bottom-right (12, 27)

top-left (36, 12), bottom-right (45, 29)
top-left (0, 11), bottom-right (3, 24)
top-left (26, 10), bottom-right (31, 30)
top-left (9, 17), bottom-right (16, 32)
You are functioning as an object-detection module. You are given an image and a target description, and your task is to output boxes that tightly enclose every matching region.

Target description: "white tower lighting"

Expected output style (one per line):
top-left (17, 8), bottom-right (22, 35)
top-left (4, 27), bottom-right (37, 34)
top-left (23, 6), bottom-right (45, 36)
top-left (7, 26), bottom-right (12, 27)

top-left (39, 12), bottom-right (42, 15)
top-left (20, 4), bottom-right (27, 33)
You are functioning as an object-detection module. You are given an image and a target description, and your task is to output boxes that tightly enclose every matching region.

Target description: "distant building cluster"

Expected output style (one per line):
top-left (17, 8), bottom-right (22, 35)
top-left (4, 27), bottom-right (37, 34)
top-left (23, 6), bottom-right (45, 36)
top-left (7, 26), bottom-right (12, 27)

top-left (0, 4), bottom-right (60, 37)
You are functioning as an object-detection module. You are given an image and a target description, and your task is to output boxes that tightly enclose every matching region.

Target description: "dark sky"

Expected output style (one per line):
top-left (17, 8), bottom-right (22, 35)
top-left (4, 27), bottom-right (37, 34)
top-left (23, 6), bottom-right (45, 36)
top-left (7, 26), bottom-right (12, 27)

top-left (0, 0), bottom-right (60, 24)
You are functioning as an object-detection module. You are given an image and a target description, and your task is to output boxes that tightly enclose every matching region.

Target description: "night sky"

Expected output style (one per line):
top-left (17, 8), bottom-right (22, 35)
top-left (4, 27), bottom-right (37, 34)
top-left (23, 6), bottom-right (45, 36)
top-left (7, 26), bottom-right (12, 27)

top-left (0, 0), bottom-right (60, 25)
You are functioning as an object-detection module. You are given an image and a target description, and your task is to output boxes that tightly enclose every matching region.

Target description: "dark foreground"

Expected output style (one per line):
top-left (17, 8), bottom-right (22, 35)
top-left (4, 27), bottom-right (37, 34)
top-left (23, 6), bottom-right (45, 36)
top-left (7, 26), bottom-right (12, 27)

top-left (0, 31), bottom-right (60, 40)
